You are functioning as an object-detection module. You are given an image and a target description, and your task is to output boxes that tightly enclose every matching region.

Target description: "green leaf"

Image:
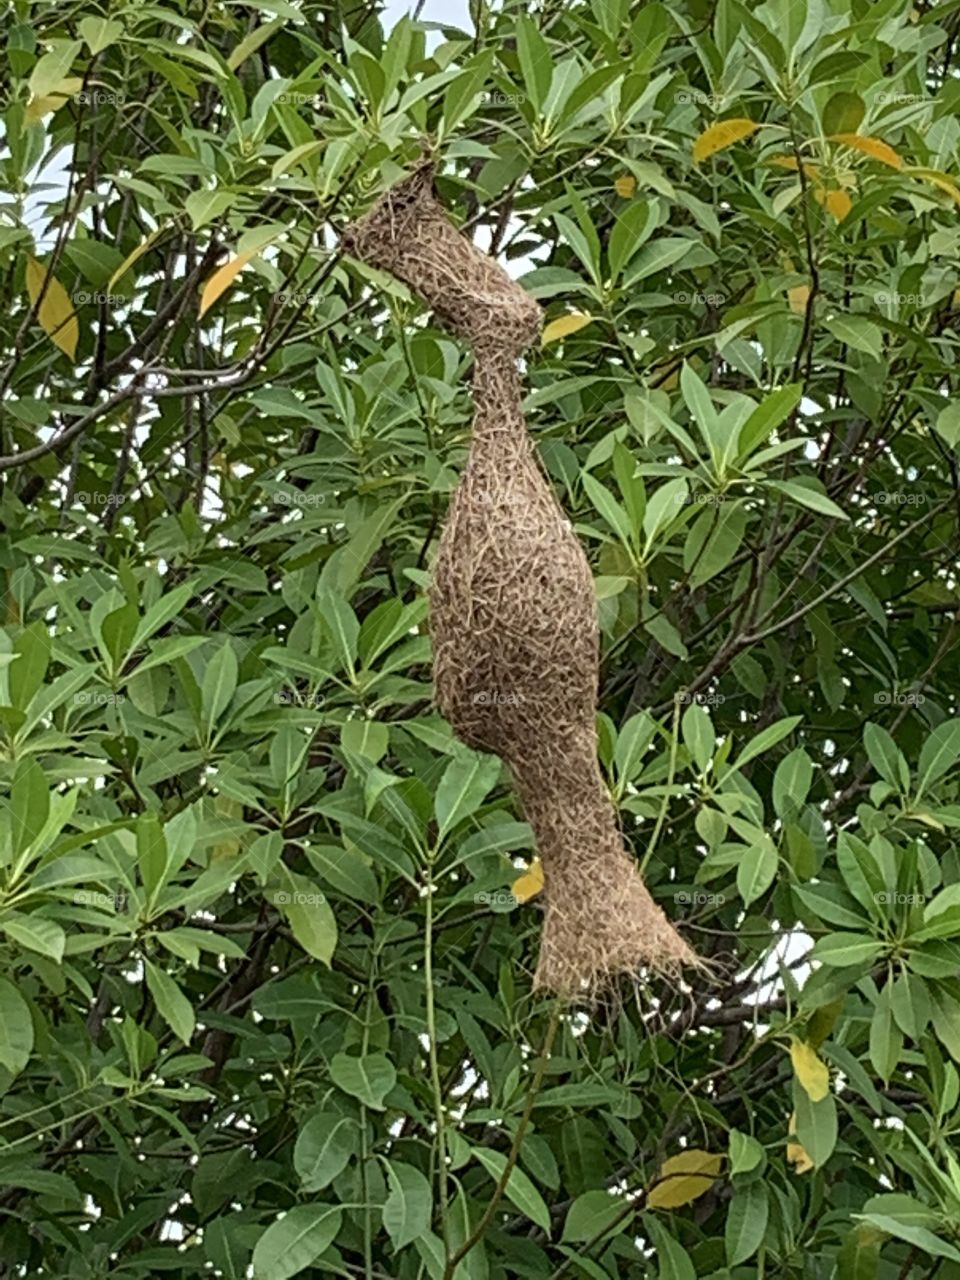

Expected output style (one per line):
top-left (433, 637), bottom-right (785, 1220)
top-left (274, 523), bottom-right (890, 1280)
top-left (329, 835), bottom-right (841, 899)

top-left (319, 498), bottom-right (405, 599)
top-left (277, 874), bottom-right (337, 965)
top-left (78, 16), bottom-right (123, 54)
top-left (645, 1218), bottom-right (696, 1280)
top-left (305, 844), bottom-right (379, 903)
top-left (138, 811), bottom-right (169, 902)
top-left (681, 701), bottom-right (714, 773)
top-left (329, 1052), bottom-right (396, 1111)
top-left (562, 1190), bottom-right (626, 1243)
top-left (811, 933), bottom-right (884, 967)
top-left (0, 977), bottom-right (34, 1075)
top-left (185, 190), bottom-right (234, 231)
top-left (725, 1180), bottom-right (769, 1265)
top-left (294, 1113), bottom-right (356, 1191)
top-left (728, 1129), bottom-right (765, 1176)
top-left (129, 579), bottom-right (199, 654)
top-left (935, 402), bottom-right (960, 450)
top-left (793, 1078), bottom-right (837, 1168)
top-left (201, 642), bottom-right (238, 730)
top-left (341, 719), bottom-right (389, 763)
top-left (317, 589), bottom-right (359, 677)
top-left (855, 1216), bottom-right (960, 1265)
top-left (383, 1160), bottom-right (433, 1250)
top-left (0, 913), bottom-right (66, 962)
top-left (824, 314), bottom-right (883, 360)
top-left (726, 716), bottom-right (802, 774)
top-left (29, 41), bottom-right (82, 97)
top-left (773, 747), bottom-right (813, 817)
top-left (736, 382), bottom-right (803, 461)
top-left (582, 473), bottom-right (635, 551)
top-left (514, 16), bottom-right (552, 111)
top-left (11, 758), bottom-right (48, 858)
top-left (435, 752), bottom-right (501, 839)
top-left (864, 722), bottom-right (905, 790)
top-left (823, 91), bottom-right (865, 134)
top-left (144, 960), bottom-right (195, 1045)
top-left (836, 1224), bottom-right (882, 1279)
top-left (252, 1204), bottom-right (342, 1280)
top-left (917, 719), bottom-right (960, 796)
top-left (622, 237), bottom-right (693, 287)
top-left (643, 478), bottom-right (688, 547)
top-left (766, 479), bottom-right (849, 521)
top-left (736, 833), bottom-right (778, 905)
top-left (609, 200), bottom-right (657, 281)
top-left (471, 1147), bottom-right (551, 1231)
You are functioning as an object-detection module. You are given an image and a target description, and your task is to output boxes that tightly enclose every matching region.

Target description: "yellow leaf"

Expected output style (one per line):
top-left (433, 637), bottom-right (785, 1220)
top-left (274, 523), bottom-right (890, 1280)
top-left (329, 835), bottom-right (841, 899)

top-left (952, 288), bottom-right (960, 308)
top-left (646, 1149), bottom-right (723, 1209)
top-left (692, 118), bottom-right (760, 164)
top-left (199, 247), bottom-right (261, 318)
top-left (767, 155), bottom-right (821, 180)
top-left (25, 256), bottom-right (78, 359)
top-left (108, 226), bottom-right (165, 292)
top-left (542, 313), bottom-right (593, 346)
top-left (25, 79), bottom-right (83, 122)
top-left (649, 360), bottom-right (680, 391)
top-left (912, 811), bottom-right (946, 832)
top-left (511, 859), bottom-right (544, 903)
top-left (813, 186), bottom-right (852, 221)
top-left (789, 1037), bottom-right (830, 1102)
top-left (829, 134), bottom-right (903, 170)
top-left (788, 284), bottom-right (810, 316)
top-left (614, 174), bottom-right (637, 198)
top-left (26, 95), bottom-right (66, 123)
top-left (786, 1113), bottom-right (814, 1174)
top-left (905, 167), bottom-right (960, 209)
top-left (786, 1137), bottom-right (814, 1174)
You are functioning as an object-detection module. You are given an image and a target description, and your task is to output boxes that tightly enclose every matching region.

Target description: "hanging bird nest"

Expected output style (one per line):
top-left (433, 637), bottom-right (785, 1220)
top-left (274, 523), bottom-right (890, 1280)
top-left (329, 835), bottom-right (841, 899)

top-left (343, 158), bottom-right (697, 997)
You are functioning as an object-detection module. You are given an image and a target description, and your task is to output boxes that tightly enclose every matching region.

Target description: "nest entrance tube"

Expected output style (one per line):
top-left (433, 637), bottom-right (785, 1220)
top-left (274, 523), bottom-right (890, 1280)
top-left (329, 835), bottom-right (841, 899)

top-left (343, 160), bottom-right (697, 997)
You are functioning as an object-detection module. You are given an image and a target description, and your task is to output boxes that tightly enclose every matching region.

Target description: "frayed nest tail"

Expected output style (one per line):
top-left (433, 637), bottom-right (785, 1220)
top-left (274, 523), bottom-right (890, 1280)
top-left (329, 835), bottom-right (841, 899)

top-left (532, 858), bottom-right (699, 998)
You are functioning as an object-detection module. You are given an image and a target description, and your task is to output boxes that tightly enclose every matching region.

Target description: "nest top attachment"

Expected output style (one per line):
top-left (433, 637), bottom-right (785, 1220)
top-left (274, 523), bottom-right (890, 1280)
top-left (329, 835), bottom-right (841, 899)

top-left (341, 158), bottom-right (543, 357)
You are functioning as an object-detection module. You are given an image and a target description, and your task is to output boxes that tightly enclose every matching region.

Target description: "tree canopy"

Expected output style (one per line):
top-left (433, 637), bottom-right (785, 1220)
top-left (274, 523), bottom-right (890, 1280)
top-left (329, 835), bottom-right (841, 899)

top-left (3, 0), bottom-right (960, 1277)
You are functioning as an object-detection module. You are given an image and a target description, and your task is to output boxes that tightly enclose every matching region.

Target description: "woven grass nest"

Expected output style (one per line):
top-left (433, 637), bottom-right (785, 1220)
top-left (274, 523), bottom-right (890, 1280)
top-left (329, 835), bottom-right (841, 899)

top-left (343, 159), bottom-right (697, 997)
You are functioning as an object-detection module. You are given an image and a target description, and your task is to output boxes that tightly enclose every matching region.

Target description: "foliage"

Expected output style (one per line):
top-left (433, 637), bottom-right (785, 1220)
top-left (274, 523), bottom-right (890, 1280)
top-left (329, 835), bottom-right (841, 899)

top-left (2, 0), bottom-right (960, 1276)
